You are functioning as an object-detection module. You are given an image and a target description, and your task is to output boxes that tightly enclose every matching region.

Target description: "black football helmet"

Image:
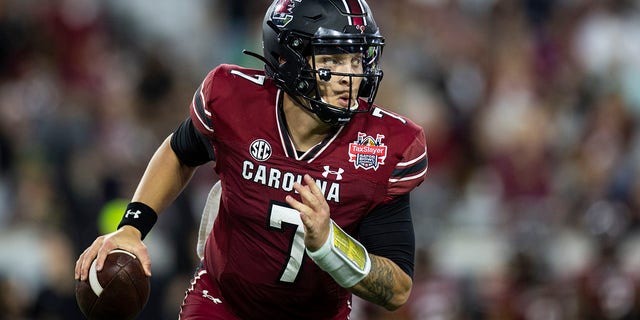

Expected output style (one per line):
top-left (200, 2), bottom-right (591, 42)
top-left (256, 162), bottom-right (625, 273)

top-left (258, 0), bottom-right (385, 126)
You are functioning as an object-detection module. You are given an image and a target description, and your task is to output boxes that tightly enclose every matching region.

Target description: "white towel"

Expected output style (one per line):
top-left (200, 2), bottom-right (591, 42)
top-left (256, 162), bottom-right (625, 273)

top-left (197, 181), bottom-right (222, 260)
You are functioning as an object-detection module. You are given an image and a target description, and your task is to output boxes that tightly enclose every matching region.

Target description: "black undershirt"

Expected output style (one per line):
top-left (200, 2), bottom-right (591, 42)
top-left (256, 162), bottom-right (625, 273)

top-left (170, 118), bottom-right (415, 278)
top-left (170, 118), bottom-right (215, 166)
top-left (358, 193), bottom-right (415, 278)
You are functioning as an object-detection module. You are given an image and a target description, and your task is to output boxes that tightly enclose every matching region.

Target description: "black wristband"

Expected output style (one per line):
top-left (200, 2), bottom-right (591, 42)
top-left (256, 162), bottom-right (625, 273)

top-left (117, 202), bottom-right (158, 240)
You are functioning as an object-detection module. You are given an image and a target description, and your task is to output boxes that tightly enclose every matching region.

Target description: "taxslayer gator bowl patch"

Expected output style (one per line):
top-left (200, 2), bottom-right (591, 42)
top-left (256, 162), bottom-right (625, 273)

top-left (348, 132), bottom-right (387, 171)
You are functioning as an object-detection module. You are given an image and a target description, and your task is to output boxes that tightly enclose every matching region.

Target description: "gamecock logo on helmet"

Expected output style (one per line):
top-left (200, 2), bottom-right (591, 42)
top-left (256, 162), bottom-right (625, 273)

top-left (272, 0), bottom-right (302, 27)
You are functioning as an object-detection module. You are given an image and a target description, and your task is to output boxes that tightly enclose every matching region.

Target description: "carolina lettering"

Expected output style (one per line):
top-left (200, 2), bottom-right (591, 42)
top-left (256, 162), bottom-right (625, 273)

top-left (242, 160), bottom-right (340, 203)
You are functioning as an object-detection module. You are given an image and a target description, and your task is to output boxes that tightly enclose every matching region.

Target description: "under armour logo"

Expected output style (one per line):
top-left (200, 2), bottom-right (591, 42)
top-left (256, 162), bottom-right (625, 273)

top-left (322, 166), bottom-right (344, 181)
top-left (202, 290), bottom-right (222, 304)
top-left (318, 68), bottom-right (331, 81)
top-left (125, 209), bottom-right (141, 219)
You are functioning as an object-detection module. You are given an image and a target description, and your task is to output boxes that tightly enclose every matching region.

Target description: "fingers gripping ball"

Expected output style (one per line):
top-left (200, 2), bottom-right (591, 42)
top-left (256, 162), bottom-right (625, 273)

top-left (75, 250), bottom-right (150, 320)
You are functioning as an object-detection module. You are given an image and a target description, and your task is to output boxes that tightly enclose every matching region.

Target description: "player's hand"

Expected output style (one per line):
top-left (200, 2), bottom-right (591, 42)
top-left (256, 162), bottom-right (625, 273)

top-left (74, 225), bottom-right (152, 281)
top-left (286, 174), bottom-right (331, 252)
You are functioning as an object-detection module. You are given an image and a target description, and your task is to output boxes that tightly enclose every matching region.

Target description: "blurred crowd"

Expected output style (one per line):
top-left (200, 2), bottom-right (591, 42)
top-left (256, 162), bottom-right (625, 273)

top-left (1, 0), bottom-right (640, 319)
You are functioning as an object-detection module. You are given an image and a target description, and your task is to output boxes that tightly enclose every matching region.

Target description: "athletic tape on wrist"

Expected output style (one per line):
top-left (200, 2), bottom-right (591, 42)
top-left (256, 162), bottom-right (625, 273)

top-left (306, 220), bottom-right (371, 288)
top-left (117, 202), bottom-right (157, 240)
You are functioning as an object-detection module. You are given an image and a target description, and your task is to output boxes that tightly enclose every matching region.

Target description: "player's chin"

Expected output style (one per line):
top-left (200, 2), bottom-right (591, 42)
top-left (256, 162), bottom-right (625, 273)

top-left (336, 98), bottom-right (350, 108)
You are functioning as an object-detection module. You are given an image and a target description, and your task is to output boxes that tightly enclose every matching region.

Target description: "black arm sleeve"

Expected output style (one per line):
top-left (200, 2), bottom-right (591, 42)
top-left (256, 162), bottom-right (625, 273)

top-left (170, 117), bottom-right (216, 166)
top-left (358, 194), bottom-right (415, 278)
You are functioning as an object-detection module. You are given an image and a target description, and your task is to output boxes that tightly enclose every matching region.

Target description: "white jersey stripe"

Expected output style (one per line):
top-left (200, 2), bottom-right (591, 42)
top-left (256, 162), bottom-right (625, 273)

top-left (192, 85), bottom-right (213, 132)
top-left (275, 90), bottom-right (291, 158)
top-left (396, 151), bottom-right (427, 167)
top-left (388, 167), bottom-right (428, 183)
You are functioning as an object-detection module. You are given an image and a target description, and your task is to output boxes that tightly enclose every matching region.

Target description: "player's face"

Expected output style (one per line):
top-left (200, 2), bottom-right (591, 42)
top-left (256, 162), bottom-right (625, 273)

top-left (311, 53), bottom-right (364, 109)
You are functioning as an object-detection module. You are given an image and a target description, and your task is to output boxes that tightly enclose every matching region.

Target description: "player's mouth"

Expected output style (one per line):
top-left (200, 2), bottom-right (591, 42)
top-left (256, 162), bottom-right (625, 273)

top-left (336, 93), bottom-right (351, 108)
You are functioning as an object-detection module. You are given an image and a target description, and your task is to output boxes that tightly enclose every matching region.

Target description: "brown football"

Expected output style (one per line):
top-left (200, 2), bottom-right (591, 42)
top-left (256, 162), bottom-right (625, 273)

top-left (76, 249), bottom-right (150, 320)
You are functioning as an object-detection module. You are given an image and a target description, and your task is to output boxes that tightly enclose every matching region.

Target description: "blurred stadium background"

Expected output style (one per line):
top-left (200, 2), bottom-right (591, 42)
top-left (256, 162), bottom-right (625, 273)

top-left (1, 0), bottom-right (640, 319)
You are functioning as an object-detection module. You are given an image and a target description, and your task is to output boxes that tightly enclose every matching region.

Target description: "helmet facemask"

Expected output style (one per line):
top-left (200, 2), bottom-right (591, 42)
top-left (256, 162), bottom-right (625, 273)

top-left (296, 32), bottom-right (384, 126)
top-left (259, 0), bottom-right (385, 126)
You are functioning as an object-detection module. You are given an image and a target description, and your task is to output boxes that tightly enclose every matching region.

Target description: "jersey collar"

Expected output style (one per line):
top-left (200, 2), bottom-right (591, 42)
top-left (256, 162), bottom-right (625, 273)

top-left (275, 90), bottom-right (344, 163)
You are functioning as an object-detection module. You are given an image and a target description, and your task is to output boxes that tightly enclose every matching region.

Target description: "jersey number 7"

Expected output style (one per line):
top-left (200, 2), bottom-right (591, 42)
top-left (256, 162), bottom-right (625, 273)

top-left (268, 201), bottom-right (305, 283)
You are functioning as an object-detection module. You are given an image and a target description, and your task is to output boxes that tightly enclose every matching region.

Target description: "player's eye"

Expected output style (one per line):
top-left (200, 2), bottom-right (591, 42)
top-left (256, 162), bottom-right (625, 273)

top-left (321, 57), bottom-right (338, 66)
top-left (351, 56), bottom-right (363, 68)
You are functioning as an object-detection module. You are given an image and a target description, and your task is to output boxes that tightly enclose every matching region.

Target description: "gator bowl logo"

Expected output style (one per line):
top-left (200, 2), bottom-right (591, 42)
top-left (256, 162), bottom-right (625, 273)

top-left (348, 132), bottom-right (387, 171)
top-left (271, 0), bottom-right (302, 27)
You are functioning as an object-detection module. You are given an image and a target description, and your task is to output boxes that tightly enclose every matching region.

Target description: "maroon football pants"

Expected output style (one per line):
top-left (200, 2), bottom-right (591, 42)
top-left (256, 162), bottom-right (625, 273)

top-left (178, 267), bottom-right (241, 320)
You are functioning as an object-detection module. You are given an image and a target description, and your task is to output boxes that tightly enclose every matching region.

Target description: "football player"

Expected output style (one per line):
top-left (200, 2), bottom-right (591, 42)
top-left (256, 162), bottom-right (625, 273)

top-left (75, 0), bottom-right (428, 319)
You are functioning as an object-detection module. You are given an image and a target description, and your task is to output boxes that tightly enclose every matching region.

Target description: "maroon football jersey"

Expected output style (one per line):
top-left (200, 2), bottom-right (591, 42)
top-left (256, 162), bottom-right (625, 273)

top-left (189, 64), bottom-right (427, 319)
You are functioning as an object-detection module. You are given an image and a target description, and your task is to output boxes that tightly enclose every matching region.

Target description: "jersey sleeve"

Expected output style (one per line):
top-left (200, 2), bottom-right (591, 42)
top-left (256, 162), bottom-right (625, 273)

top-left (388, 128), bottom-right (428, 196)
top-left (189, 68), bottom-right (218, 138)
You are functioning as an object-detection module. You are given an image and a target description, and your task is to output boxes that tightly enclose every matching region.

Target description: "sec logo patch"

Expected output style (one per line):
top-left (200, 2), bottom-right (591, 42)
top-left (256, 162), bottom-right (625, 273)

top-left (250, 139), bottom-right (272, 162)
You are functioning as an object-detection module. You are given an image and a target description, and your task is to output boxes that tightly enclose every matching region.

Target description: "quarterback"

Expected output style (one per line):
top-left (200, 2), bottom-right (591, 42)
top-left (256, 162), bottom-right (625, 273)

top-left (75, 0), bottom-right (428, 319)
